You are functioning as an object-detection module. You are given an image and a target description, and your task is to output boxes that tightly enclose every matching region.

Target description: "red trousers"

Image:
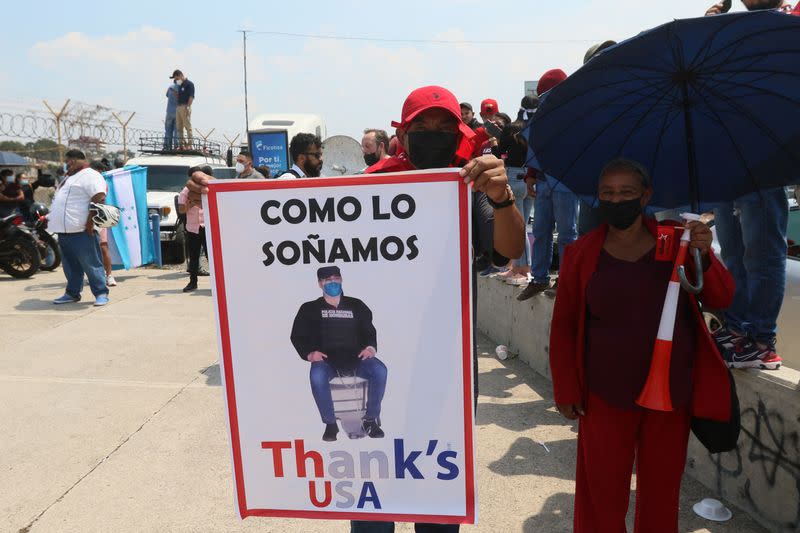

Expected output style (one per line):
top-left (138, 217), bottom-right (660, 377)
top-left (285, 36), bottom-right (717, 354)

top-left (574, 392), bottom-right (691, 533)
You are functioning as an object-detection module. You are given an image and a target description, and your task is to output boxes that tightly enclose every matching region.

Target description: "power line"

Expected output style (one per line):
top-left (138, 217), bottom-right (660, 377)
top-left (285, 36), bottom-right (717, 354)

top-left (241, 30), bottom-right (601, 45)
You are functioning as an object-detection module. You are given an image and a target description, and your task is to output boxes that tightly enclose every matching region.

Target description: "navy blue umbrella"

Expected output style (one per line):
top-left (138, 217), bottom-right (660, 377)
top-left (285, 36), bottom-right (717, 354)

top-left (529, 10), bottom-right (800, 212)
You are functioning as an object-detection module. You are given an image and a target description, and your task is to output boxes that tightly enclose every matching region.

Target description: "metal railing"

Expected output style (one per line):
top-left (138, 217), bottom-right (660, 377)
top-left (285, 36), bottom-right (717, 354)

top-left (137, 136), bottom-right (225, 158)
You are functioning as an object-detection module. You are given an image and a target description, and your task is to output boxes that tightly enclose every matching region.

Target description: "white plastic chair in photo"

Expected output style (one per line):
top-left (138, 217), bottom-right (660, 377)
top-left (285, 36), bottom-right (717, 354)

top-left (329, 373), bottom-right (368, 439)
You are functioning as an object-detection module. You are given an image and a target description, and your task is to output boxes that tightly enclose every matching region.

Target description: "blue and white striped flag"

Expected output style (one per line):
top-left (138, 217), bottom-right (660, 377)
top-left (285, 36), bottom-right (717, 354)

top-left (103, 166), bottom-right (155, 269)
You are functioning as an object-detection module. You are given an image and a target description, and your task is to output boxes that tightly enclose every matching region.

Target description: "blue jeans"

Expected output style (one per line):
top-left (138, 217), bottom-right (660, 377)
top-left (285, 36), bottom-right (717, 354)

top-left (310, 358), bottom-right (387, 424)
top-left (530, 185), bottom-right (579, 284)
top-left (713, 188), bottom-right (788, 344)
top-left (59, 232), bottom-right (108, 298)
top-left (507, 169), bottom-right (532, 267)
top-left (164, 115), bottom-right (177, 150)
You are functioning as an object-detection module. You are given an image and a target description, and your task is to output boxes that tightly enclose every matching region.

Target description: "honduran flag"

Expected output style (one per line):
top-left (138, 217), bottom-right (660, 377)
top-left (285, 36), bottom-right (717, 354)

top-left (103, 166), bottom-right (155, 269)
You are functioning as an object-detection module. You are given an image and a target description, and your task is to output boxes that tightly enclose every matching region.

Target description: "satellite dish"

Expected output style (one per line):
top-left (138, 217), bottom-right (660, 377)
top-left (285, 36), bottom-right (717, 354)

top-left (321, 135), bottom-right (365, 177)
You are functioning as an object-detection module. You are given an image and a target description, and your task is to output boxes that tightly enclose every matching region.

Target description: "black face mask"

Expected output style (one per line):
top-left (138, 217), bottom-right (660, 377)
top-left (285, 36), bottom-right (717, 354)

top-left (407, 131), bottom-right (458, 169)
top-left (598, 197), bottom-right (643, 230)
top-left (363, 152), bottom-right (380, 167)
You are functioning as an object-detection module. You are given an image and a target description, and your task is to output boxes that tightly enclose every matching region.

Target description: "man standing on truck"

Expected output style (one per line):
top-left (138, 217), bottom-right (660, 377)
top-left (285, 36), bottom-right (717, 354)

top-left (171, 69), bottom-right (195, 149)
top-left (164, 79), bottom-right (179, 150)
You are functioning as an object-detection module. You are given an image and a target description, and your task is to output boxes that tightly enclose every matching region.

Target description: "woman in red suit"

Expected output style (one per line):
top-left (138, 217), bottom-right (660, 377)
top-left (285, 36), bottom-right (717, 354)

top-left (549, 158), bottom-right (735, 533)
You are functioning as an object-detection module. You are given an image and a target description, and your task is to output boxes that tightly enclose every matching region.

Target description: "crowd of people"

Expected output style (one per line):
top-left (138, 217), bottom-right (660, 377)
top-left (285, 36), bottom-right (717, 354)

top-left (181, 3), bottom-right (794, 532)
top-left (0, 1), bottom-right (792, 531)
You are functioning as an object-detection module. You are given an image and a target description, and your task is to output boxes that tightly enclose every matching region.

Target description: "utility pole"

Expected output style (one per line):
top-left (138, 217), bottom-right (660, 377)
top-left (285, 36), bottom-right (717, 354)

top-left (241, 30), bottom-right (250, 138)
top-left (43, 99), bottom-right (70, 164)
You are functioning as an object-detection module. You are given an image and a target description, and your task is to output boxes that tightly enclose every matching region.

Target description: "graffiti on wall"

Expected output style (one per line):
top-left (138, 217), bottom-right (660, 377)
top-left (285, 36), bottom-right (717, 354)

top-left (710, 397), bottom-right (800, 531)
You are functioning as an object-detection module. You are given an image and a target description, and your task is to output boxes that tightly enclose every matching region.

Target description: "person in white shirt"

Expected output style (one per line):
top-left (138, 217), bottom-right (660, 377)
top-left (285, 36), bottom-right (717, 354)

top-left (48, 149), bottom-right (110, 306)
top-left (277, 133), bottom-right (323, 179)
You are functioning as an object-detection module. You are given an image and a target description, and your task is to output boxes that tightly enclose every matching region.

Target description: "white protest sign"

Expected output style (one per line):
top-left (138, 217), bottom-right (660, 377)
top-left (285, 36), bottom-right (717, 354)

top-left (203, 169), bottom-right (476, 524)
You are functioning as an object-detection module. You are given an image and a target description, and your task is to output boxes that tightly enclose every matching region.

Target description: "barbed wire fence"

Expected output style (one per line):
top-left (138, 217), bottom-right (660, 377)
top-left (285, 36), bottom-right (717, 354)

top-left (0, 99), bottom-right (233, 164)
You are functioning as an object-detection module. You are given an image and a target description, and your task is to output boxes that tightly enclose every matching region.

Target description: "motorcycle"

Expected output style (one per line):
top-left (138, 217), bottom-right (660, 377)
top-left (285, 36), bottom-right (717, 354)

top-left (24, 203), bottom-right (60, 271)
top-left (0, 213), bottom-right (41, 278)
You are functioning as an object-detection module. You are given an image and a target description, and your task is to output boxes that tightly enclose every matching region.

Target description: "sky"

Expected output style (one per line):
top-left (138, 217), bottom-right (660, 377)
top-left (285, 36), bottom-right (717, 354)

top-left (2, 0), bottom-right (759, 145)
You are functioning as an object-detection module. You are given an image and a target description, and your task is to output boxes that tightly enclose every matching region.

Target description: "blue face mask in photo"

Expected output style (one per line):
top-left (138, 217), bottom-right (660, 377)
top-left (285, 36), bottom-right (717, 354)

top-left (323, 281), bottom-right (342, 297)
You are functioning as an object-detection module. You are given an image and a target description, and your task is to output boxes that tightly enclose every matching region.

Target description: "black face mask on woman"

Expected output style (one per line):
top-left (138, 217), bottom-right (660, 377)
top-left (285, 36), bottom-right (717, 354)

top-left (598, 197), bottom-right (643, 230)
top-left (407, 131), bottom-right (458, 169)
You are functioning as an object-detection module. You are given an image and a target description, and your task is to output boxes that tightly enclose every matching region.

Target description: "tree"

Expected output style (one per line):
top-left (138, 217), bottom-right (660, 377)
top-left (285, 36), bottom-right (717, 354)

top-left (0, 140), bottom-right (27, 153)
top-left (27, 139), bottom-right (63, 162)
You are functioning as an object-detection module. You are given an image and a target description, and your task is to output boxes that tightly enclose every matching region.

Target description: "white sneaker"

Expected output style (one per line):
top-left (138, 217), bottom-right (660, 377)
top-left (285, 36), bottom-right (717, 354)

top-left (504, 274), bottom-right (530, 286)
top-left (106, 275), bottom-right (117, 287)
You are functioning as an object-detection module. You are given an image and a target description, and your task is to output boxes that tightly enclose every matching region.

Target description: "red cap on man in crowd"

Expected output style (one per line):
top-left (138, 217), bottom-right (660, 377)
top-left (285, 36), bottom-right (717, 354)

top-left (392, 86), bottom-right (466, 129)
top-left (390, 85), bottom-right (476, 162)
top-left (480, 98), bottom-right (499, 116)
top-left (537, 69), bottom-right (568, 96)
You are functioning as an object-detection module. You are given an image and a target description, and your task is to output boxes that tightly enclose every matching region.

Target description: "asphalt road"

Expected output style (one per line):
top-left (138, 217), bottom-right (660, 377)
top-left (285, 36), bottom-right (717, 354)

top-left (0, 267), bottom-right (767, 532)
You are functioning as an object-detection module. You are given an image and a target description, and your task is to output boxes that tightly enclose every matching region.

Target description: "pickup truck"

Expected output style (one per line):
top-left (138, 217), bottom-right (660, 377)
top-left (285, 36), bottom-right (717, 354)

top-left (126, 150), bottom-right (235, 263)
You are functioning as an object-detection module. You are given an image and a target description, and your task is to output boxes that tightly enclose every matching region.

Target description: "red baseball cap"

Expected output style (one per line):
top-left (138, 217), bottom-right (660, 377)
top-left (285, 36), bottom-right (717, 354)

top-left (392, 86), bottom-right (463, 127)
top-left (480, 98), bottom-right (499, 115)
top-left (391, 85), bottom-right (476, 162)
top-left (391, 85), bottom-right (475, 139)
top-left (537, 69), bottom-right (568, 96)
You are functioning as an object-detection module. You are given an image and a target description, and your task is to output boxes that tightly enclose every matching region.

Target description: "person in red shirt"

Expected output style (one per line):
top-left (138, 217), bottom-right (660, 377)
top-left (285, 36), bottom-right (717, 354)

top-left (185, 87), bottom-right (525, 532)
top-left (469, 98), bottom-right (501, 158)
top-left (479, 98), bottom-right (498, 123)
top-left (549, 158), bottom-right (734, 532)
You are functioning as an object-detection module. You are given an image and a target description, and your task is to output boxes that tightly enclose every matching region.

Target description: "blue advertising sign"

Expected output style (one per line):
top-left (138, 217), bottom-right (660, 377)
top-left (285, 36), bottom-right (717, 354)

top-left (248, 131), bottom-right (289, 176)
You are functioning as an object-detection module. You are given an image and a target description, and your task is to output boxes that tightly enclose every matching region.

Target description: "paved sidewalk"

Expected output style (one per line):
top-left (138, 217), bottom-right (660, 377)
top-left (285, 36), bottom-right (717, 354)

top-left (0, 268), bottom-right (766, 532)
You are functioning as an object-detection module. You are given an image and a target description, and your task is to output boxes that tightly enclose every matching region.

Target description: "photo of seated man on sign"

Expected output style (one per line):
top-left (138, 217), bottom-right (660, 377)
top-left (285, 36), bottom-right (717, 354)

top-left (291, 266), bottom-right (388, 442)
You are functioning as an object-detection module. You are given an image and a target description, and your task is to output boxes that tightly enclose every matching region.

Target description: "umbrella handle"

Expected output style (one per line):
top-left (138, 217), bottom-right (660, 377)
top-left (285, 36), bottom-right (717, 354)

top-left (677, 248), bottom-right (704, 295)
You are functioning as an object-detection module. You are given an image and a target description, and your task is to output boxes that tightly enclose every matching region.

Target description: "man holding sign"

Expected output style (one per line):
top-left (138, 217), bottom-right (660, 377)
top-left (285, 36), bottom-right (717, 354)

top-left (186, 85), bottom-right (524, 532)
top-left (290, 265), bottom-right (387, 442)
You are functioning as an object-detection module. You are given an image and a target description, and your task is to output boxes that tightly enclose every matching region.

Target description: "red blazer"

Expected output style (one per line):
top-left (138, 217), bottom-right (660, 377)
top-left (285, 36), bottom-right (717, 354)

top-left (549, 218), bottom-right (735, 421)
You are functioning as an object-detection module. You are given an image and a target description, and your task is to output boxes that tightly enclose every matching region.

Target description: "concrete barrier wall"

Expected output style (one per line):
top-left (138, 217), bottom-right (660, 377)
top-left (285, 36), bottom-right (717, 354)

top-left (476, 276), bottom-right (800, 532)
